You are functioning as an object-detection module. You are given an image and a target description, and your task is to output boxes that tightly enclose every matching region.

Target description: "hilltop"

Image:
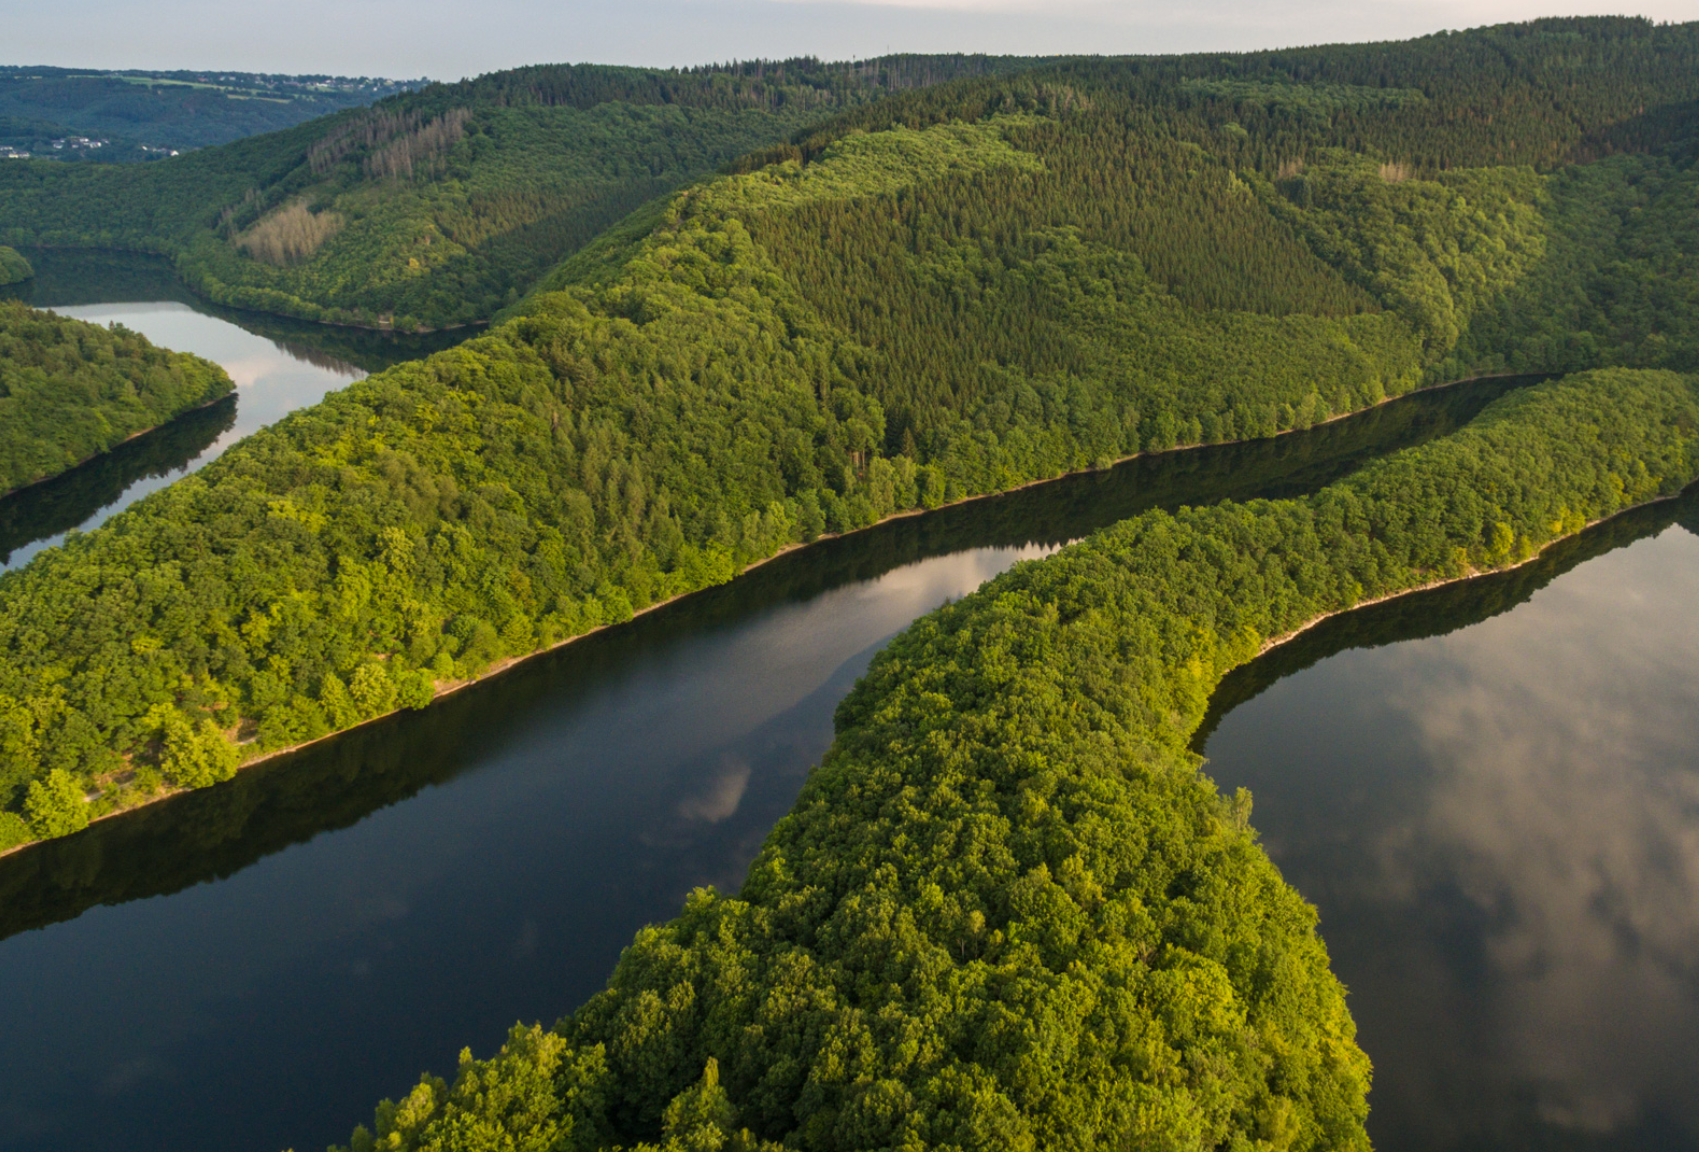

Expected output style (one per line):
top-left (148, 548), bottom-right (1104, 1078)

top-left (0, 67), bottom-right (422, 156)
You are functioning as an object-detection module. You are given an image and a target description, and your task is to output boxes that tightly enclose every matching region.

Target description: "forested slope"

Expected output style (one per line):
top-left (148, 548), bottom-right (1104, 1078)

top-left (0, 247), bottom-right (30, 286)
top-left (0, 19), bottom-right (1694, 1145)
top-left (0, 300), bottom-right (231, 496)
top-left (0, 57), bottom-right (1035, 330)
top-left (325, 367), bottom-right (1699, 1152)
top-left (8, 17), bottom-right (1699, 336)
top-left (2, 18), bottom-right (1698, 852)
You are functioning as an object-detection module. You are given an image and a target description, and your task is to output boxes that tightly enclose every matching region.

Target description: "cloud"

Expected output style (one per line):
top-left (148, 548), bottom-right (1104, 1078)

top-left (1378, 529), bottom-right (1699, 1135)
top-left (676, 756), bottom-right (753, 823)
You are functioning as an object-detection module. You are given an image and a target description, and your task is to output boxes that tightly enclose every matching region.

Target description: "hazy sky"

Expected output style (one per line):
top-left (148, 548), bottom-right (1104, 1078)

top-left (6, 0), bottom-right (1693, 80)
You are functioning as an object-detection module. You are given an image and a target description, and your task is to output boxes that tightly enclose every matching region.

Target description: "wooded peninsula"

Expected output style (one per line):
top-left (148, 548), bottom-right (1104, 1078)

top-left (0, 16), bottom-right (1695, 1152)
top-left (0, 300), bottom-right (232, 498)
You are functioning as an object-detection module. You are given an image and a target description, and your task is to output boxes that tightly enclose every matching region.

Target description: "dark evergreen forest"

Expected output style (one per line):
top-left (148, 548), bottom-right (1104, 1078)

top-left (0, 58), bottom-right (1039, 330)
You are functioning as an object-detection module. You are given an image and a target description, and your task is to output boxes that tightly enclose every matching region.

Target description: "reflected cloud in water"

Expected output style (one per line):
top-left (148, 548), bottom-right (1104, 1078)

top-left (1204, 520), bottom-right (1699, 1151)
top-left (0, 365), bottom-right (1559, 1152)
top-left (2, 302), bottom-right (366, 570)
top-left (677, 757), bottom-right (753, 824)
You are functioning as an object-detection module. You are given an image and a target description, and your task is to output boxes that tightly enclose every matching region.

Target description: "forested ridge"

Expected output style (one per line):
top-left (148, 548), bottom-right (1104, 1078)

top-left (0, 57), bottom-right (1038, 331)
top-left (5, 18), bottom-right (1699, 334)
top-left (321, 368), bottom-right (1699, 1152)
top-left (0, 67), bottom-right (420, 153)
top-left (2, 17), bottom-right (1698, 854)
top-left (0, 300), bottom-right (231, 497)
top-left (0, 17), bottom-right (1693, 1148)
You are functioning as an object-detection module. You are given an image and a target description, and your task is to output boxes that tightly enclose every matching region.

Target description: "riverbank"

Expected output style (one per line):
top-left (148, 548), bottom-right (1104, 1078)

top-left (1249, 482), bottom-right (1697, 666)
top-left (0, 391), bottom-right (235, 502)
top-left (0, 368), bottom-right (1584, 859)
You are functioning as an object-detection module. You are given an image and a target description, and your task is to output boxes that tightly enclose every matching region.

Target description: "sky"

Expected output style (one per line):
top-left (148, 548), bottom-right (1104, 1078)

top-left (5, 0), bottom-right (1694, 80)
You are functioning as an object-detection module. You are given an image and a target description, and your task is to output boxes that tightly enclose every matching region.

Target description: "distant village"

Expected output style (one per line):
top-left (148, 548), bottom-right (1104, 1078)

top-left (2, 137), bottom-right (181, 160)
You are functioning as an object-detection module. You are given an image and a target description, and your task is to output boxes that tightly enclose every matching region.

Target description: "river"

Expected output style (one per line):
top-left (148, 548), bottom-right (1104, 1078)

top-left (0, 253), bottom-right (1693, 1152)
top-left (0, 249), bottom-right (463, 569)
top-left (1197, 491), bottom-right (1699, 1152)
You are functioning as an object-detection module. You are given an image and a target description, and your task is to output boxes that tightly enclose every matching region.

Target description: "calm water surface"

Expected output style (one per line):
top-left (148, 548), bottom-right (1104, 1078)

top-left (5, 254), bottom-right (1692, 1152)
top-left (0, 250), bottom-right (461, 568)
top-left (1200, 492), bottom-right (1699, 1152)
top-left (0, 284), bottom-right (1529, 1152)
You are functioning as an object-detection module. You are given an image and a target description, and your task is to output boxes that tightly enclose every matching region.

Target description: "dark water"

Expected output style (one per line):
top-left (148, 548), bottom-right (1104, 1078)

top-left (0, 250), bottom-right (463, 569)
top-left (0, 338), bottom-right (1533, 1151)
top-left (1198, 487), bottom-right (1699, 1152)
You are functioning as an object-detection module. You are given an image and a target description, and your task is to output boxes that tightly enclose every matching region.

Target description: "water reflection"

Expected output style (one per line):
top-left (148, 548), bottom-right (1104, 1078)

top-left (0, 372), bottom-right (1535, 943)
top-left (0, 375), bottom-right (1537, 1152)
top-left (0, 545), bottom-right (1047, 1152)
top-left (0, 250), bottom-right (465, 570)
top-left (1199, 488), bottom-right (1699, 1152)
top-left (0, 396), bottom-right (235, 565)
top-left (0, 302), bottom-right (365, 570)
top-left (1, 247), bottom-right (470, 374)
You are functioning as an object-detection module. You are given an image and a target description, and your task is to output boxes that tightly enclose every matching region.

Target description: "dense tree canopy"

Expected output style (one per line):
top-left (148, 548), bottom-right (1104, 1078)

top-left (0, 300), bottom-right (231, 496)
top-left (326, 367), bottom-right (1699, 1152)
top-left (1, 19), bottom-right (1697, 854)
top-left (4, 19), bottom-right (1698, 331)
top-left (0, 58), bottom-right (1037, 330)
top-left (0, 245), bottom-right (31, 286)
top-left (0, 19), bottom-right (1695, 1147)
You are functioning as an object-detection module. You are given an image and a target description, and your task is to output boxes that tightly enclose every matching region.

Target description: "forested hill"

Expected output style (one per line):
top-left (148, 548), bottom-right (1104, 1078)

top-left (327, 368), bottom-right (1699, 1152)
top-left (2, 20), bottom-right (1696, 335)
top-left (772, 16), bottom-right (1699, 173)
top-left (0, 56), bottom-right (1039, 331)
top-left (0, 300), bottom-right (232, 496)
top-left (0, 68), bottom-right (421, 153)
top-left (0, 19), bottom-right (1694, 1144)
top-left (1, 17), bottom-right (1697, 855)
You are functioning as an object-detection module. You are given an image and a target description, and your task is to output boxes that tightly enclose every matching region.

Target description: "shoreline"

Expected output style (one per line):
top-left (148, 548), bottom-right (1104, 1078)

top-left (1243, 486), bottom-right (1693, 665)
top-left (0, 389), bottom-right (236, 503)
top-left (17, 243), bottom-right (492, 335)
top-left (0, 368), bottom-right (1550, 857)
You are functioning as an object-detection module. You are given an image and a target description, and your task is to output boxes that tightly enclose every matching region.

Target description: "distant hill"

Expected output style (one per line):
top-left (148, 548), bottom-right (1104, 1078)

top-left (0, 67), bottom-right (422, 155)
top-left (0, 57), bottom-right (1042, 329)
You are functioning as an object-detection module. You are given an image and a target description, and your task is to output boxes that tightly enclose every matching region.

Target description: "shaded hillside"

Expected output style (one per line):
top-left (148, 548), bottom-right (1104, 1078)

top-left (0, 57), bottom-right (1039, 330)
top-left (0, 67), bottom-right (419, 153)
top-left (0, 21), bottom-right (1696, 1146)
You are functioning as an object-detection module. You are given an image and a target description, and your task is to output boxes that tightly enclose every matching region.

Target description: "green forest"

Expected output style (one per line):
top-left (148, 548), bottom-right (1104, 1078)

top-left (1, 16), bottom-right (1697, 853)
top-left (0, 67), bottom-right (421, 152)
top-left (0, 58), bottom-right (1037, 330)
top-left (325, 366), bottom-right (1699, 1152)
top-left (0, 17), bottom-right (1695, 1149)
top-left (2, 20), bottom-right (1697, 336)
top-left (0, 300), bottom-right (231, 497)
top-left (0, 246), bottom-right (31, 286)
